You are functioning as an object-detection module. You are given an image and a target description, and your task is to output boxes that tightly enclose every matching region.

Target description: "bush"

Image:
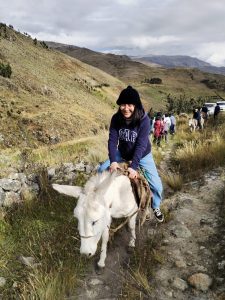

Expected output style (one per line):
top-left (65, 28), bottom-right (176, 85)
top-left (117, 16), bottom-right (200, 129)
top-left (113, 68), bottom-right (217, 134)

top-left (166, 94), bottom-right (205, 114)
top-left (142, 77), bottom-right (162, 84)
top-left (40, 41), bottom-right (48, 49)
top-left (0, 62), bottom-right (12, 78)
top-left (201, 79), bottom-right (225, 91)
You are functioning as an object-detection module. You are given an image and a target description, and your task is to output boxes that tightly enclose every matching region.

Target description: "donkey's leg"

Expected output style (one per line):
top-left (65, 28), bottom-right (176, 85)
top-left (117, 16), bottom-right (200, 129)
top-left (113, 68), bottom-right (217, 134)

top-left (128, 214), bottom-right (137, 247)
top-left (97, 228), bottom-right (109, 268)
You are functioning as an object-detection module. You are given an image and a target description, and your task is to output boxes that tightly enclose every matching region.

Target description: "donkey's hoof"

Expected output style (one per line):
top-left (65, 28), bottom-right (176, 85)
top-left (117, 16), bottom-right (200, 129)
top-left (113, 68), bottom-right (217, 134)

top-left (95, 264), bottom-right (105, 275)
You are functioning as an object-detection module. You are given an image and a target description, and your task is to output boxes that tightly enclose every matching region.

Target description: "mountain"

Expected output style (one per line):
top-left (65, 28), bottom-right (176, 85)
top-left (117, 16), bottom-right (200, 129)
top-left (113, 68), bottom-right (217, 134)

top-left (46, 42), bottom-right (225, 107)
top-left (132, 55), bottom-right (225, 76)
top-left (1, 25), bottom-right (225, 152)
top-left (46, 41), bottom-right (153, 82)
top-left (0, 24), bottom-right (124, 149)
top-left (133, 55), bottom-right (211, 68)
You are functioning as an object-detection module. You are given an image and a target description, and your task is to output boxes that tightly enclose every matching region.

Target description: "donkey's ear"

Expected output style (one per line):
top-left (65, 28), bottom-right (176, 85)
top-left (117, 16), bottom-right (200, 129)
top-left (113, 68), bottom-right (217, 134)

top-left (52, 184), bottom-right (83, 198)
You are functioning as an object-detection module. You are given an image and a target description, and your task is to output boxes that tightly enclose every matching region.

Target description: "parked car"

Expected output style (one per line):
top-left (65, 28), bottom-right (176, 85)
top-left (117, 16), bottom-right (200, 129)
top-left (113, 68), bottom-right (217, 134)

top-left (217, 101), bottom-right (225, 112)
top-left (203, 103), bottom-right (216, 116)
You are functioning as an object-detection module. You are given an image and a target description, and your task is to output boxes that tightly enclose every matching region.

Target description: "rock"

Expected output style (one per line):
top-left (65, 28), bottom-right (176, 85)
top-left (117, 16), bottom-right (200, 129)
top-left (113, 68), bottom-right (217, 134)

top-left (0, 187), bottom-right (6, 206)
top-left (218, 260), bottom-right (225, 270)
top-left (4, 191), bottom-right (21, 206)
top-left (216, 277), bottom-right (224, 283)
top-left (62, 163), bottom-right (76, 173)
top-left (0, 178), bottom-right (21, 192)
top-left (188, 273), bottom-right (213, 291)
top-left (172, 277), bottom-right (188, 291)
top-left (18, 256), bottom-right (35, 267)
top-left (171, 224), bottom-right (192, 238)
top-left (175, 260), bottom-right (186, 268)
top-left (162, 239), bottom-right (169, 245)
top-left (200, 218), bottom-right (214, 226)
top-left (8, 173), bottom-right (27, 183)
top-left (63, 173), bottom-right (76, 183)
top-left (74, 161), bottom-right (86, 172)
top-left (0, 277), bottom-right (6, 287)
top-left (154, 269), bottom-right (171, 287)
top-left (86, 289), bottom-right (98, 299)
top-left (85, 164), bottom-right (93, 174)
top-left (164, 290), bottom-right (173, 297)
top-left (89, 278), bottom-right (104, 286)
top-left (47, 167), bottom-right (56, 179)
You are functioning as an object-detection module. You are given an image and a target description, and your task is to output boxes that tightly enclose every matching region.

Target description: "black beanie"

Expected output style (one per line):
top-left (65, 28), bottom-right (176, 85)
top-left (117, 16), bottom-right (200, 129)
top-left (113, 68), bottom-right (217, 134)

top-left (116, 86), bottom-right (143, 109)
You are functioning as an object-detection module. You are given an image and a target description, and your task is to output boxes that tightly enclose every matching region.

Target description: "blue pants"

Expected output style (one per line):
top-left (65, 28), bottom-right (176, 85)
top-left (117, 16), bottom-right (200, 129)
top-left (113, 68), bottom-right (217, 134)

top-left (98, 151), bottom-right (163, 209)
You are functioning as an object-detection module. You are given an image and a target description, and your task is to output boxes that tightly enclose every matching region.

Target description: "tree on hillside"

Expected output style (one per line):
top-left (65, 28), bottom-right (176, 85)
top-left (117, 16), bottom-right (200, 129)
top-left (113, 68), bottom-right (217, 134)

top-left (40, 41), bottom-right (48, 49)
top-left (0, 63), bottom-right (12, 78)
top-left (142, 77), bottom-right (162, 84)
top-left (166, 94), bottom-right (205, 114)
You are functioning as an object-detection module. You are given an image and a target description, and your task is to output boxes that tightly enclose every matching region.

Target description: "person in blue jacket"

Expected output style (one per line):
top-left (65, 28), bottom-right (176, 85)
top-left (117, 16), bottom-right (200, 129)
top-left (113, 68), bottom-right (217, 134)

top-left (98, 86), bottom-right (164, 222)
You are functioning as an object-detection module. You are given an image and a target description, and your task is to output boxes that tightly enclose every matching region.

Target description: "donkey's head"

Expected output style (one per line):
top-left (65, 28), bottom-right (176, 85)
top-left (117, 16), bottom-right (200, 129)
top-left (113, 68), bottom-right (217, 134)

top-left (74, 192), bottom-right (111, 257)
top-left (52, 171), bottom-right (115, 258)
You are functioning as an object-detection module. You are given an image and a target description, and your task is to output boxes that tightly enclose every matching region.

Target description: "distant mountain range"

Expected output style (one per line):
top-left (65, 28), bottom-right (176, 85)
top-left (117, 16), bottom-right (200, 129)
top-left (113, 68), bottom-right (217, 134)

top-left (132, 55), bottom-right (225, 76)
top-left (46, 42), bottom-right (155, 81)
top-left (46, 42), bottom-right (225, 77)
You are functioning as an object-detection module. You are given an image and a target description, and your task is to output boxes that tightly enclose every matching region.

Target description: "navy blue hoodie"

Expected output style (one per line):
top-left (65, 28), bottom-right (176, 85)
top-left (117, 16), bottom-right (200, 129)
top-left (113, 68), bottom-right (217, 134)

top-left (108, 112), bottom-right (151, 170)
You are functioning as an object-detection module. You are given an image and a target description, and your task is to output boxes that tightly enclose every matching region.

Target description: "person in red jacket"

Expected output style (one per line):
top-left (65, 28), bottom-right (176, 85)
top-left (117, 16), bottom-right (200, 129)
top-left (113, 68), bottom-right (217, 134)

top-left (153, 115), bottom-right (163, 147)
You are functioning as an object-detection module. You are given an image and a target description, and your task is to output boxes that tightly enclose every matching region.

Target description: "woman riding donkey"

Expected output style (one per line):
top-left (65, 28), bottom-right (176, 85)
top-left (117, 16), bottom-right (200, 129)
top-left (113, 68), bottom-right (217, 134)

top-left (98, 86), bottom-right (164, 222)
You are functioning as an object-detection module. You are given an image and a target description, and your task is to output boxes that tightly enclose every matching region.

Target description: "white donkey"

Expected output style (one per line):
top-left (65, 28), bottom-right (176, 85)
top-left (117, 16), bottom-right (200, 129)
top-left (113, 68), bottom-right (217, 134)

top-left (188, 117), bottom-right (204, 132)
top-left (52, 171), bottom-right (138, 270)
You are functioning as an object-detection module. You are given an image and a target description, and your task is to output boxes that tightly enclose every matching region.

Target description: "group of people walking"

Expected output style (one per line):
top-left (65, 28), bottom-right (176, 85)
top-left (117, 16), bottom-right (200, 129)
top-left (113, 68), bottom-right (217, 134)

top-left (148, 110), bottom-right (176, 147)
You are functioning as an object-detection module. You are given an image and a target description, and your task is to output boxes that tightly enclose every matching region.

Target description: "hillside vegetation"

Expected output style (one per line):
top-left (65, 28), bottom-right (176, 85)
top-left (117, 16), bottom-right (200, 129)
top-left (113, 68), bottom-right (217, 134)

top-left (1, 24), bottom-right (225, 176)
top-left (0, 113), bottom-right (224, 299)
top-left (47, 42), bottom-right (225, 110)
top-left (0, 24), bottom-right (124, 151)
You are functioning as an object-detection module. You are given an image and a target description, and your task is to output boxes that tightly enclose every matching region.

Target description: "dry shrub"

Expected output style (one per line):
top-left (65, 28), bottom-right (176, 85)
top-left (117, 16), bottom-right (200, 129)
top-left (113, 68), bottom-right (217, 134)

top-left (161, 171), bottom-right (183, 191)
top-left (173, 134), bottom-right (225, 178)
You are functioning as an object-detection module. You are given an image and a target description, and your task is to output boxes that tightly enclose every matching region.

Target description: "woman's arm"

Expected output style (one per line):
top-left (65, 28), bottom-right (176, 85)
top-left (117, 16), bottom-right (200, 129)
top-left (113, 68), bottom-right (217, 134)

top-left (130, 116), bottom-right (150, 170)
top-left (108, 115), bottom-right (119, 164)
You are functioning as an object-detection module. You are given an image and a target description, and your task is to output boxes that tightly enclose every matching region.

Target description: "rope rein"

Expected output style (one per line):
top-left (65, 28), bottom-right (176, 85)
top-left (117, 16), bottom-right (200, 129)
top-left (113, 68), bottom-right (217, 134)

top-left (109, 208), bottom-right (139, 236)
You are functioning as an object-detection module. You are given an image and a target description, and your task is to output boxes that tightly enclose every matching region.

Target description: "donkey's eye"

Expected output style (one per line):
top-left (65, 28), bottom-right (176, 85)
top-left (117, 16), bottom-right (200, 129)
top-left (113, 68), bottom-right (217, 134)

top-left (92, 220), bottom-right (97, 226)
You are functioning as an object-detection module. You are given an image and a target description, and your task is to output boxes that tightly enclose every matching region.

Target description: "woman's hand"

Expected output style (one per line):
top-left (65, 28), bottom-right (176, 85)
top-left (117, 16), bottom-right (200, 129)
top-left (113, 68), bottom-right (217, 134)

top-left (127, 167), bottom-right (138, 179)
top-left (109, 162), bottom-right (121, 173)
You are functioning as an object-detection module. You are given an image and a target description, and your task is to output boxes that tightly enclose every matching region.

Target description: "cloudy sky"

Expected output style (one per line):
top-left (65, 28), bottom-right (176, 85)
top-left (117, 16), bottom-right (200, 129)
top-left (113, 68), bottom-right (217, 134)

top-left (1, 0), bottom-right (225, 66)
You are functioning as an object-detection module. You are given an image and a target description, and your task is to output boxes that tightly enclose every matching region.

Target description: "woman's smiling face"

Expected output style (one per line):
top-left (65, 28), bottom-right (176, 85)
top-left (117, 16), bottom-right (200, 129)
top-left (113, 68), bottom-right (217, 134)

top-left (120, 104), bottom-right (135, 119)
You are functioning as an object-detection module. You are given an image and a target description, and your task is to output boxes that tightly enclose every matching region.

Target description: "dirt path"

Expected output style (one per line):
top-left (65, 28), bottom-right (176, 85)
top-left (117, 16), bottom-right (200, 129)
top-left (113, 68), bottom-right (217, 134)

top-left (74, 161), bottom-right (225, 299)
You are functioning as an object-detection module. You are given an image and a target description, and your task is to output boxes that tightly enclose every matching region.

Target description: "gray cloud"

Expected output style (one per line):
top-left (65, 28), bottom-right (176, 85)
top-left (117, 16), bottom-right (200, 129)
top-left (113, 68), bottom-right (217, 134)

top-left (1, 0), bottom-right (225, 66)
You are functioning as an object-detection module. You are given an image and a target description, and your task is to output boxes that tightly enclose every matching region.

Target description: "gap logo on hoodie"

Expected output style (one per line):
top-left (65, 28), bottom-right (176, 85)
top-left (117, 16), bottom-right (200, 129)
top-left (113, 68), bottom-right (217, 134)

top-left (119, 129), bottom-right (137, 143)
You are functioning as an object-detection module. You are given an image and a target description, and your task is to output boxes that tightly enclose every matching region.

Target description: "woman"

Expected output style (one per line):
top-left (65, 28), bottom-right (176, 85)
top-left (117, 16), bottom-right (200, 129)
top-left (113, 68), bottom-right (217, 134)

top-left (98, 86), bottom-right (164, 222)
top-left (153, 115), bottom-right (163, 147)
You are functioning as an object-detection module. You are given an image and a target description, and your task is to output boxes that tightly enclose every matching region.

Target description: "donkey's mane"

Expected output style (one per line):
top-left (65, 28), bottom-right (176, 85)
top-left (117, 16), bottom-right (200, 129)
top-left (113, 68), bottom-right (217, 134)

top-left (84, 171), bottom-right (111, 194)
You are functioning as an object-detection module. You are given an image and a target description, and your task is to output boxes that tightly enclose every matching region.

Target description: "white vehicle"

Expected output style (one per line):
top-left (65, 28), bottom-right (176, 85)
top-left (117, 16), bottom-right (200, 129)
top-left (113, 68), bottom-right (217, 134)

top-left (217, 101), bottom-right (225, 112)
top-left (203, 103), bottom-right (216, 116)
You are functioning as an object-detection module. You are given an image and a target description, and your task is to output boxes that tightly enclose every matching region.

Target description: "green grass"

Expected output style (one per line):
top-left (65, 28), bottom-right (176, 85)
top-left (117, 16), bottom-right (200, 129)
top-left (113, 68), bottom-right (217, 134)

top-left (0, 182), bottom-right (89, 299)
top-left (0, 133), bottom-right (108, 177)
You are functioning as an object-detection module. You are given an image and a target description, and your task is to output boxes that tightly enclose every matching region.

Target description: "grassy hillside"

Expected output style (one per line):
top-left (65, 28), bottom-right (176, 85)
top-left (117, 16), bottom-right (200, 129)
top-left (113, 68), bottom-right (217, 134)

top-left (48, 42), bottom-right (225, 110)
top-left (0, 24), bottom-right (124, 151)
top-left (1, 24), bottom-right (225, 175)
